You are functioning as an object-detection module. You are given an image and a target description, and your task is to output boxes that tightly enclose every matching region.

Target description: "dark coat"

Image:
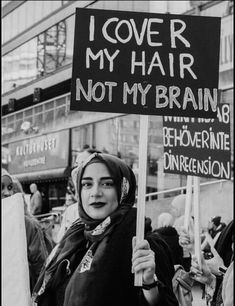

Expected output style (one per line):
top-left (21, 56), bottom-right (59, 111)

top-left (212, 220), bottom-right (234, 305)
top-left (25, 215), bottom-right (52, 292)
top-left (153, 226), bottom-right (184, 267)
top-left (33, 208), bottom-right (178, 306)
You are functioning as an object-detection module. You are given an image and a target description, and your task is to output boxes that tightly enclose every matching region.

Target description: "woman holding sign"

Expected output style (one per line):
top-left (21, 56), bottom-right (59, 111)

top-left (33, 153), bottom-right (178, 306)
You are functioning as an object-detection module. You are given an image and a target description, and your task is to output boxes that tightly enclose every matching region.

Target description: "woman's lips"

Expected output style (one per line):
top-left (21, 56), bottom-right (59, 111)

top-left (90, 202), bottom-right (106, 208)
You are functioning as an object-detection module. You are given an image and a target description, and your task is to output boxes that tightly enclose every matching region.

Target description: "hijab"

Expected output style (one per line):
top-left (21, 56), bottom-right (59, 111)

top-left (71, 152), bottom-right (137, 230)
top-left (1, 169), bottom-right (31, 216)
top-left (34, 153), bottom-right (138, 306)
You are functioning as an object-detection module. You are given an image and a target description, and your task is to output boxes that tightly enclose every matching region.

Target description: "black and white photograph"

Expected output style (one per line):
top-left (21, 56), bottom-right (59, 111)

top-left (1, 1), bottom-right (233, 306)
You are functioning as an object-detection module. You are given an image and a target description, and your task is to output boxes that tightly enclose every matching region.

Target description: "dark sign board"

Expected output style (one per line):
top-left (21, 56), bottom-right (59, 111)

top-left (70, 8), bottom-right (221, 118)
top-left (163, 104), bottom-right (231, 179)
top-left (8, 130), bottom-right (70, 174)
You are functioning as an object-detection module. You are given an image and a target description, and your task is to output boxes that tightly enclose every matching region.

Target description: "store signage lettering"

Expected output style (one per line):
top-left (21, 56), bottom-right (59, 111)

top-left (16, 138), bottom-right (56, 156)
top-left (71, 8), bottom-right (221, 118)
top-left (8, 130), bottom-right (69, 174)
top-left (23, 156), bottom-right (46, 168)
top-left (163, 104), bottom-right (231, 179)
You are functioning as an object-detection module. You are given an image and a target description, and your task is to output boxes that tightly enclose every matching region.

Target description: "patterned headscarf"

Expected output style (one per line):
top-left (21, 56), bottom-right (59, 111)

top-left (71, 153), bottom-right (137, 229)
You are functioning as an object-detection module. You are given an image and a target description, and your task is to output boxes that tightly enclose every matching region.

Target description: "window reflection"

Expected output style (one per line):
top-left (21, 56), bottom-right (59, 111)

top-left (45, 22), bottom-right (66, 73)
top-left (37, 33), bottom-right (45, 76)
top-left (57, 21), bottom-right (67, 66)
top-left (2, 16), bottom-right (74, 94)
top-left (2, 1), bottom-right (63, 45)
top-left (45, 25), bottom-right (57, 73)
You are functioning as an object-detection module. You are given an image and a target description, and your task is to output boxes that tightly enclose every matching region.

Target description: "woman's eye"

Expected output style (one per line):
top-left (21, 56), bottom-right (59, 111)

top-left (102, 181), bottom-right (114, 187)
top-left (81, 182), bottom-right (92, 188)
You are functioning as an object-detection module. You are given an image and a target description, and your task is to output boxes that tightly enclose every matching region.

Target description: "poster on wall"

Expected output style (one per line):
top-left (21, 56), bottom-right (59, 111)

top-left (70, 8), bottom-right (221, 118)
top-left (163, 104), bottom-right (231, 179)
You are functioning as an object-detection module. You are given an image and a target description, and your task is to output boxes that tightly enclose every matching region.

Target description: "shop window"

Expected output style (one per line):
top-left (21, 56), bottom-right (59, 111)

top-left (2, 1), bottom-right (63, 45)
top-left (57, 21), bottom-right (66, 66)
top-left (15, 120), bottom-right (24, 132)
top-left (35, 105), bottom-right (43, 113)
top-left (56, 97), bottom-right (66, 107)
top-left (34, 114), bottom-right (43, 126)
top-left (44, 110), bottom-right (54, 124)
top-left (37, 33), bottom-right (45, 76)
top-left (148, 159), bottom-right (158, 176)
top-left (44, 100), bottom-right (54, 110)
top-left (48, 182), bottom-right (67, 209)
top-left (133, 120), bottom-right (139, 129)
top-left (55, 107), bottom-right (66, 120)
top-left (3, 15), bottom-right (71, 94)
top-left (45, 26), bottom-right (57, 73)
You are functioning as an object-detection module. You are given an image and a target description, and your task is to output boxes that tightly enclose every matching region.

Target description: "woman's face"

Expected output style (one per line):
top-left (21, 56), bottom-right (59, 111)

top-left (1, 175), bottom-right (14, 199)
top-left (81, 162), bottom-right (118, 219)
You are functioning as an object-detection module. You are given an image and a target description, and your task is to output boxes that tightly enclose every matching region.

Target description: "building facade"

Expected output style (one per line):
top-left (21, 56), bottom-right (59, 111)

top-left (1, 0), bottom-right (233, 226)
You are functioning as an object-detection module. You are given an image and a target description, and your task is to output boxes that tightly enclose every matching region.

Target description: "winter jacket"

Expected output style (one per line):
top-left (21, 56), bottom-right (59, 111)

top-left (154, 226), bottom-right (184, 267)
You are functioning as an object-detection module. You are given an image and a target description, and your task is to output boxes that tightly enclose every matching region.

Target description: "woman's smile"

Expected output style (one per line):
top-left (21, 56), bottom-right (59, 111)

top-left (90, 202), bottom-right (106, 208)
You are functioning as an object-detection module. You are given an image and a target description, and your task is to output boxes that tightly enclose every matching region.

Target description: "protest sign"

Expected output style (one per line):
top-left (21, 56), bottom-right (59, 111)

top-left (2, 193), bottom-right (31, 306)
top-left (71, 8), bottom-right (221, 118)
top-left (70, 8), bottom-right (221, 286)
top-left (163, 104), bottom-right (231, 179)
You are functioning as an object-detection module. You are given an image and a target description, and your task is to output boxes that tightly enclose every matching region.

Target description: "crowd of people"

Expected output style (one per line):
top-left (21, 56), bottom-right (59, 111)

top-left (1, 150), bottom-right (234, 306)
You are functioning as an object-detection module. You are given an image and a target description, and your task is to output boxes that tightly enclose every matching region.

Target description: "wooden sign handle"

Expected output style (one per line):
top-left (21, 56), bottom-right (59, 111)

top-left (135, 115), bottom-right (149, 286)
top-left (193, 176), bottom-right (202, 269)
top-left (184, 175), bottom-right (193, 231)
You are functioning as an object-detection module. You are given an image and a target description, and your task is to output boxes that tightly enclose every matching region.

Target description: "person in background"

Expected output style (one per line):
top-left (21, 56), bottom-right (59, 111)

top-left (33, 153), bottom-right (178, 306)
top-left (201, 216), bottom-right (227, 260)
top-left (210, 220), bottom-right (234, 306)
top-left (66, 177), bottom-right (77, 204)
top-left (30, 183), bottom-right (43, 215)
top-left (153, 213), bottom-right (184, 267)
top-left (208, 216), bottom-right (226, 240)
top-left (190, 249), bottom-right (233, 306)
top-left (180, 220), bottom-right (234, 305)
top-left (2, 169), bottom-right (53, 293)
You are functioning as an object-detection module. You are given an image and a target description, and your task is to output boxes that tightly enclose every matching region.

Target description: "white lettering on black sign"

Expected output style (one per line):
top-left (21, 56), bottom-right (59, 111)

top-left (71, 8), bottom-right (221, 118)
top-left (163, 104), bottom-right (231, 179)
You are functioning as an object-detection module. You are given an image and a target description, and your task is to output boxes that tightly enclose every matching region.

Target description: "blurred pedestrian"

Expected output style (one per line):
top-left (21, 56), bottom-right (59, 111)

top-left (2, 169), bottom-right (53, 293)
top-left (33, 153), bottom-right (178, 306)
top-left (201, 216), bottom-right (227, 260)
top-left (190, 250), bottom-right (233, 306)
top-left (180, 220), bottom-right (234, 305)
top-left (208, 216), bottom-right (226, 239)
top-left (154, 213), bottom-right (184, 266)
top-left (30, 183), bottom-right (43, 215)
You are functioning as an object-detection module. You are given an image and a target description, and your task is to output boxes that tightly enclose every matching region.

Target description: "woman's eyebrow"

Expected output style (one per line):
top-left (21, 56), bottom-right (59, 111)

top-left (81, 176), bottom-right (113, 180)
top-left (81, 177), bottom-right (92, 180)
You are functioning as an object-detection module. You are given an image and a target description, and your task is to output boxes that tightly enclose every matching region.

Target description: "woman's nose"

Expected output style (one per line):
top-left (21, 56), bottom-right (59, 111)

top-left (90, 184), bottom-right (102, 197)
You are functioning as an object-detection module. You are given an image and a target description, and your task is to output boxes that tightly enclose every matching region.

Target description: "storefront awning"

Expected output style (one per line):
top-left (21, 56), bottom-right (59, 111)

top-left (13, 167), bottom-right (70, 183)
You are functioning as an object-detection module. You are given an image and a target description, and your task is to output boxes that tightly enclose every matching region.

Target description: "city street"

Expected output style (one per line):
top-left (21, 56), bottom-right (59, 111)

top-left (2, 1), bottom-right (233, 306)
